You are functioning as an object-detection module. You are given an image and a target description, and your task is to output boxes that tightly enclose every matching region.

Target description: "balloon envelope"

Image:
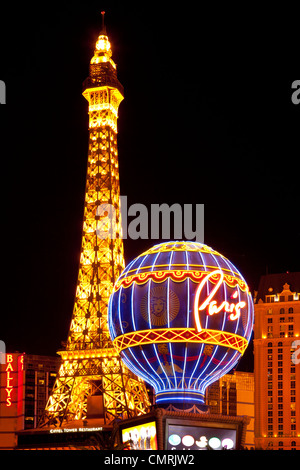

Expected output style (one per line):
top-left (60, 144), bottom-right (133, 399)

top-left (108, 241), bottom-right (253, 407)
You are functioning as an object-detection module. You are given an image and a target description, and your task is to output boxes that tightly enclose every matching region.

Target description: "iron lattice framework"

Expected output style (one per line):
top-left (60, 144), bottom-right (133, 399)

top-left (39, 17), bottom-right (150, 428)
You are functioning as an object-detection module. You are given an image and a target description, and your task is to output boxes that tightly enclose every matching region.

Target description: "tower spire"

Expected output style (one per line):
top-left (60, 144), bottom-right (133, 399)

top-left (100, 10), bottom-right (106, 35)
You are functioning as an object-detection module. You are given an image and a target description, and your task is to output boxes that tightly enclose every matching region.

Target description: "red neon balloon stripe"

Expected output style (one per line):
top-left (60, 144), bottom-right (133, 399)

top-left (114, 269), bottom-right (248, 292)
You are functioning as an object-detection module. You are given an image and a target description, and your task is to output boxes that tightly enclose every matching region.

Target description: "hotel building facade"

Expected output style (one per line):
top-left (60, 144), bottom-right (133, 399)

top-left (254, 272), bottom-right (300, 450)
top-left (206, 371), bottom-right (255, 448)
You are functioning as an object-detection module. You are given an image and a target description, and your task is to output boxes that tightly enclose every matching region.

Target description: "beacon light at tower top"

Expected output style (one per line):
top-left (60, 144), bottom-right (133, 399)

top-left (108, 241), bottom-right (254, 408)
top-left (90, 11), bottom-right (116, 68)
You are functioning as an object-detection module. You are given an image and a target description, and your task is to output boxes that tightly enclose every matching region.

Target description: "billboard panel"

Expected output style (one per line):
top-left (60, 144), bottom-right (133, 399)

top-left (121, 420), bottom-right (158, 450)
top-left (166, 423), bottom-right (236, 450)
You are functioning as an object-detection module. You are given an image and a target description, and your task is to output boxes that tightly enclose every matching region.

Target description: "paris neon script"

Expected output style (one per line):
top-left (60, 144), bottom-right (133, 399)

top-left (194, 269), bottom-right (247, 332)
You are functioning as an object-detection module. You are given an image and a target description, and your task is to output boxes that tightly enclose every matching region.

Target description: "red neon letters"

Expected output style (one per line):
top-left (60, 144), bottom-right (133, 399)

top-left (194, 270), bottom-right (247, 332)
top-left (5, 354), bottom-right (14, 407)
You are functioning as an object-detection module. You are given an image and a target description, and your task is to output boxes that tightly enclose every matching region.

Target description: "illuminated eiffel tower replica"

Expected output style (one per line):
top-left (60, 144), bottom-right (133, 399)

top-left (39, 13), bottom-right (150, 428)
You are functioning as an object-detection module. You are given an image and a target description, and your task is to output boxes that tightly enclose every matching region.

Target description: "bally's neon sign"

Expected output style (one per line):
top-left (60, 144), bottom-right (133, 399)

top-left (194, 269), bottom-right (247, 332)
top-left (5, 354), bottom-right (14, 407)
top-left (4, 354), bottom-right (24, 407)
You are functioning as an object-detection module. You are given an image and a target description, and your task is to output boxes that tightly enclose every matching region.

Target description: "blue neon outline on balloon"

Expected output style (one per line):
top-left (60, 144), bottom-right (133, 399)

top-left (193, 250), bottom-right (242, 393)
top-left (139, 347), bottom-right (165, 391)
top-left (117, 278), bottom-right (164, 390)
top-left (179, 248), bottom-right (190, 391)
top-left (148, 249), bottom-right (171, 391)
top-left (107, 295), bottom-right (115, 340)
top-left (131, 280), bottom-right (137, 331)
top-left (188, 243), bottom-right (213, 390)
top-left (196, 252), bottom-right (244, 392)
top-left (187, 243), bottom-right (207, 390)
top-left (118, 285), bottom-right (125, 336)
top-left (126, 255), bottom-right (166, 391)
top-left (185, 247), bottom-right (191, 328)
top-left (125, 345), bottom-right (159, 390)
top-left (167, 248), bottom-right (178, 390)
top-left (120, 348), bottom-right (158, 390)
top-left (122, 272), bottom-right (164, 389)
top-left (220, 254), bottom-right (254, 342)
top-left (147, 278), bottom-right (172, 390)
top-left (222, 255), bottom-right (242, 337)
top-left (205, 252), bottom-right (248, 387)
top-left (193, 254), bottom-right (225, 391)
top-left (111, 240), bottom-right (253, 403)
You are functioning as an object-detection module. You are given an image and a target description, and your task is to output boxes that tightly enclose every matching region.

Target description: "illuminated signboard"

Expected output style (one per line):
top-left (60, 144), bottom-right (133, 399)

top-left (109, 241), bottom-right (254, 406)
top-left (4, 353), bottom-right (24, 408)
top-left (5, 354), bottom-right (13, 407)
top-left (50, 427), bottom-right (103, 434)
top-left (5, 354), bottom-right (14, 407)
top-left (166, 423), bottom-right (236, 450)
top-left (121, 421), bottom-right (158, 450)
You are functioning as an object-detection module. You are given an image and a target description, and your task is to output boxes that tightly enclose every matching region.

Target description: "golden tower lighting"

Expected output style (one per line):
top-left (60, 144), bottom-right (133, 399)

top-left (39, 12), bottom-right (150, 428)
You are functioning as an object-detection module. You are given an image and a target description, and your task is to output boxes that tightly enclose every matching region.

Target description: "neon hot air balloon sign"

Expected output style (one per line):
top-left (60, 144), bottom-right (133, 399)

top-left (108, 242), bottom-right (254, 407)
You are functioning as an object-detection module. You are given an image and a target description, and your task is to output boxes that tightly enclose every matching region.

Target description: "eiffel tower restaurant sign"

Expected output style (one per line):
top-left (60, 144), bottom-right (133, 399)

top-left (108, 241), bottom-right (254, 407)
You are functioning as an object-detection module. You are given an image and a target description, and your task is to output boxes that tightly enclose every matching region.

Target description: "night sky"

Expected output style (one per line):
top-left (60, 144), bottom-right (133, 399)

top-left (0, 2), bottom-right (299, 373)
